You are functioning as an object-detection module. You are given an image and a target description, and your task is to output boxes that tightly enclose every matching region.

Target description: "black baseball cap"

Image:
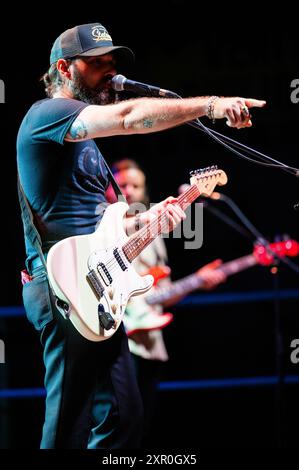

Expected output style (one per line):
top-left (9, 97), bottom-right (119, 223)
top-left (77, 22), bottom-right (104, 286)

top-left (50, 22), bottom-right (134, 65)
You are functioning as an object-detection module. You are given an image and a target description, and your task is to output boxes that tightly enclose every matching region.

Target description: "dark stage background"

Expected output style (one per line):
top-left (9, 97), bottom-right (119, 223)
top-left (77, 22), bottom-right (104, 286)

top-left (0, 5), bottom-right (298, 450)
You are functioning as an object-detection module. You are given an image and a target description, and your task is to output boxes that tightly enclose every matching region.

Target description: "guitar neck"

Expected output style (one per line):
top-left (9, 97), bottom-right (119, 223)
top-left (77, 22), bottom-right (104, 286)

top-left (146, 254), bottom-right (257, 305)
top-left (122, 185), bottom-right (201, 262)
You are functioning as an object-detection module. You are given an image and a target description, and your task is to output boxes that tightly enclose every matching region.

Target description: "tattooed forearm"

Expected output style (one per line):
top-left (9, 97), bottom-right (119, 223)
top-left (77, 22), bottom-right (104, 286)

top-left (141, 113), bottom-right (168, 129)
top-left (140, 111), bottom-right (170, 130)
top-left (67, 119), bottom-right (88, 140)
top-left (143, 118), bottom-right (154, 128)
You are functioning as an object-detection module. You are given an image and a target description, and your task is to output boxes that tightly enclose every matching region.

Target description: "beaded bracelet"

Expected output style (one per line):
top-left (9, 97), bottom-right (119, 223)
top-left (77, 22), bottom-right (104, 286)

top-left (207, 95), bottom-right (220, 124)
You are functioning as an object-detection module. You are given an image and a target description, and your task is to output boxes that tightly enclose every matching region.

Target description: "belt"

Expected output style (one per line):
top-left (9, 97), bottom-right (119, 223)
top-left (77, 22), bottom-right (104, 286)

top-left (30, 255), bottom-right (47, 273)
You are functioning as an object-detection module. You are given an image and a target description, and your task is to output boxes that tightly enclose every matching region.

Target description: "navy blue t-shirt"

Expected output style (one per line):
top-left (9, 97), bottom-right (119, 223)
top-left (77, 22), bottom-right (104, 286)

top-left (17, 98), bottom-right (109, 266)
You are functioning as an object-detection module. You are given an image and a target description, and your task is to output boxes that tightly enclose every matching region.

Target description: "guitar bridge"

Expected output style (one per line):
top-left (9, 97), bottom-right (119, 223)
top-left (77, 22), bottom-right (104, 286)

top-left (86, 269), bottom-right (104, 300)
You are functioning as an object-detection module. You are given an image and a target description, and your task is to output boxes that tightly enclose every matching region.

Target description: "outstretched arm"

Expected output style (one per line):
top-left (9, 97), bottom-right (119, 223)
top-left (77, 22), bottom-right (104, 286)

top-left (65, 96), bottom-right (266, 141)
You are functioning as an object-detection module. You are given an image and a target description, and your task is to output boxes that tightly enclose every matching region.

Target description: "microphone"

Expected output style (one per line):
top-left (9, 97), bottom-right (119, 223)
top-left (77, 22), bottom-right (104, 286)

top-left (210, 192), bottom-right (222, 201)
top-left (111, 74), bottom-right (176, 98)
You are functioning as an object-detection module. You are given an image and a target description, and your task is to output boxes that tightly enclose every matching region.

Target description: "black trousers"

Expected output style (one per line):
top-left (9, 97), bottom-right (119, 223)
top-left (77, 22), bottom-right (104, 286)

top-left (23, 269), bottom-right (143, 449)
top-left (132, 354), bottom-right (164, 446)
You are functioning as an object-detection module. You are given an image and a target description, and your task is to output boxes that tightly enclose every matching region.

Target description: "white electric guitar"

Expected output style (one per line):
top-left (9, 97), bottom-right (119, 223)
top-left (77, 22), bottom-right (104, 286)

top-left (47, 166), bottom-right (227, 341)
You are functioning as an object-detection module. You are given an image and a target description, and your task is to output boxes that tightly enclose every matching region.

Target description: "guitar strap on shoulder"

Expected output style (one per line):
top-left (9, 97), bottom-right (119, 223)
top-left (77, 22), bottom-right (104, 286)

top-left (17, 156), bottom-right (126, 320)
top-left (18, 175), bottom-right (72, 318)
top-left (102, 157), bottom-right (127, 204)
top-left (17, 155), bottom-right (126, 272)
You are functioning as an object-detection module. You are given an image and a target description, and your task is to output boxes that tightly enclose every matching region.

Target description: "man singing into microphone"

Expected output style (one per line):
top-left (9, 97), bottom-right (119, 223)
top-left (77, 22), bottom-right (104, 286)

top-left (16, 22), bottom-right (265, 449)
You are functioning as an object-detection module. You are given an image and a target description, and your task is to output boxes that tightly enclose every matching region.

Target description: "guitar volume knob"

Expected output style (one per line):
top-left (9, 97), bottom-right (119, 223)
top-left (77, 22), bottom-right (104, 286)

top-left (108, 288), bottom-right (114, 299)
top-left (111, 304), bottom-right (118, 314)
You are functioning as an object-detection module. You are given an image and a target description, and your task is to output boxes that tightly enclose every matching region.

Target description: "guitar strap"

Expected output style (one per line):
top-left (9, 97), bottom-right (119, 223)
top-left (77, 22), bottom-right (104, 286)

top-left (17, 175), bottom-right (48, 272)
top-left (17, 155), bottom-right (126, 319)
top-left (18, 175), bottom-right (71, 317)
top-left (103, 158), bottom-right (127, 203)
top-left (17, 153), bottom-right (127, 274)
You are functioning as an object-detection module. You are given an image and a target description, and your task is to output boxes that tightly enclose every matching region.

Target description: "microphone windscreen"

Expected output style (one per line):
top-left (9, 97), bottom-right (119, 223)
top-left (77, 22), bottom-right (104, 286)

top-left (111, 74), bottom-right (126, 91)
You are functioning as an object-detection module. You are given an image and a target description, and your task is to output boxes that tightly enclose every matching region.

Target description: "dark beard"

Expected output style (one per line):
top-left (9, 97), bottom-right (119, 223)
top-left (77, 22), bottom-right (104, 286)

top-left (70, 66), bottom-right (119, 105)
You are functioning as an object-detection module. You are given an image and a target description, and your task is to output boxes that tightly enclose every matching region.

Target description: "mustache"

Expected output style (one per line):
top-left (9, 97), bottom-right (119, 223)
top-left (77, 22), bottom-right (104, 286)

top-left (95, 73), bottom-right (114, 87)
top-left (103, 74), bottom-right (114, 84)
top-left (70, 68), bottom-right (118, 105)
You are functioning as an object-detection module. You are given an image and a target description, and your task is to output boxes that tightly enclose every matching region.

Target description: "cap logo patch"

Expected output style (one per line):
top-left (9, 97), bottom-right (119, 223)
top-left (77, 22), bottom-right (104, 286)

top-left (91, 25), bottom-right (112, 43)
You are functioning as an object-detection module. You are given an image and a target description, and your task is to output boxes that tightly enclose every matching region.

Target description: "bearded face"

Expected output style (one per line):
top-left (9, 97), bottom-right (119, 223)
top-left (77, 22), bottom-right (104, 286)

top-left (69, 62), bottom-right (119, 105)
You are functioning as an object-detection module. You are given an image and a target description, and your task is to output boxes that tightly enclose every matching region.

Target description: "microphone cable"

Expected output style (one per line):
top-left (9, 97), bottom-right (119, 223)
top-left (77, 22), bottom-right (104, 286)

top-left (167, 89), bottom-right (299, 177)
top-left (113, 75), bottom-right (299, 176)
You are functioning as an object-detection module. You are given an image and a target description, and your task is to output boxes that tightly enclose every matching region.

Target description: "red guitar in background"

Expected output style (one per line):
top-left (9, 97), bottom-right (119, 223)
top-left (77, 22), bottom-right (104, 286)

top-left (124, 239), bottom-right (299, 336)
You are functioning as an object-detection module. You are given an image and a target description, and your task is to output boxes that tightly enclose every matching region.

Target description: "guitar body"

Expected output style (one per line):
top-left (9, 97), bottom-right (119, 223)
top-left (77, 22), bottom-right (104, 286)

top-left (46, 166), bottom-right (229, 341)
top-left (47, 202), bottom-right (154, 342)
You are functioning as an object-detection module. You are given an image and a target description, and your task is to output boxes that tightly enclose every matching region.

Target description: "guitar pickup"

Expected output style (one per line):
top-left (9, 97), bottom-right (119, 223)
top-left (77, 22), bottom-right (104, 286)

top-left (86, 269), bottom-right (104, 300)
top-left (97, 262), bottom-right (113, 286)
top-left (113, 248), bottom-right (128, 271)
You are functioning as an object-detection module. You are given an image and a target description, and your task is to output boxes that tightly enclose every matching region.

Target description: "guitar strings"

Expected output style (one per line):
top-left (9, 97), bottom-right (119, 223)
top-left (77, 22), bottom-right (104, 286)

top-left (102, 185), bottom-right (199, 276)
top-left (106, 184), bottom-right (200, 272)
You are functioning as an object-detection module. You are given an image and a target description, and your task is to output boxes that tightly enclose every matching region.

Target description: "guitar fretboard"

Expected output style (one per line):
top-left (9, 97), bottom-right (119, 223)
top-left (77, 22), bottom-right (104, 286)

top-left (123, 185), bottom-right (200, 262)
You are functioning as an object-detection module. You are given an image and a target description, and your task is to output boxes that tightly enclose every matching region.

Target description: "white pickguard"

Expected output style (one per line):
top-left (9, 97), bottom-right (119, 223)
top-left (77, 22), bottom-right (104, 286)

top-left (47, 202), bottom-right (154, 341)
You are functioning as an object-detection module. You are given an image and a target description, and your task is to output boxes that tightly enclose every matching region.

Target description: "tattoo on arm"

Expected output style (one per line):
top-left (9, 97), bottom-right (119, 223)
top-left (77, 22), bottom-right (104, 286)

top-left (68, 119), bottom-right (88, 140)
top-left (143, 118), bottom-right (154, 128)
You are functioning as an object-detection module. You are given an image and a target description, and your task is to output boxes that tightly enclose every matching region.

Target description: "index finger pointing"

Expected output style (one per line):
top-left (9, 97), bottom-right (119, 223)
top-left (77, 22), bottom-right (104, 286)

top-left (245, 99), bottom-right (267, 108)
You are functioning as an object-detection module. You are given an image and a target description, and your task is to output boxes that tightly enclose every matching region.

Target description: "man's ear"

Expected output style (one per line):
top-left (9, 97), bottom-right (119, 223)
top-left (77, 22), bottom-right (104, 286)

top-left (56, 59), bottom-right (72, 80)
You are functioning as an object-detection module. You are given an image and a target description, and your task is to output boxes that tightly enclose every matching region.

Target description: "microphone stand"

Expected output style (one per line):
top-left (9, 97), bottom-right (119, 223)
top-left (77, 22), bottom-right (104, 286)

top-left (165, 82), bottom-right (294, 446)
top-left (201, 201), bottom-right (254, 242)
top-left (207, 193), bottom-right (288, 448)
top-left (122, 79), bottom-right (295, 445)
top-left (156, 87), bottom-right (299, 177)
top-left (271, 260), bottom-right (285, 449)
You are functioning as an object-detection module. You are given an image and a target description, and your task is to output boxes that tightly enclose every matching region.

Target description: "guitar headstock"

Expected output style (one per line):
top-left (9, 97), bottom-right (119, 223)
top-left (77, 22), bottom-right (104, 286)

top-left (189, 166), bottom-right (228, 197)
top-left (254, 239), bottom-right (299, 266)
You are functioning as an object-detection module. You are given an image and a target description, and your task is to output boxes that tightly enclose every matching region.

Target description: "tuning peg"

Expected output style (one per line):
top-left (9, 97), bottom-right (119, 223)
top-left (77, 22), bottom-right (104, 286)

top-left (189, 165), bottom-right (218, 177)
